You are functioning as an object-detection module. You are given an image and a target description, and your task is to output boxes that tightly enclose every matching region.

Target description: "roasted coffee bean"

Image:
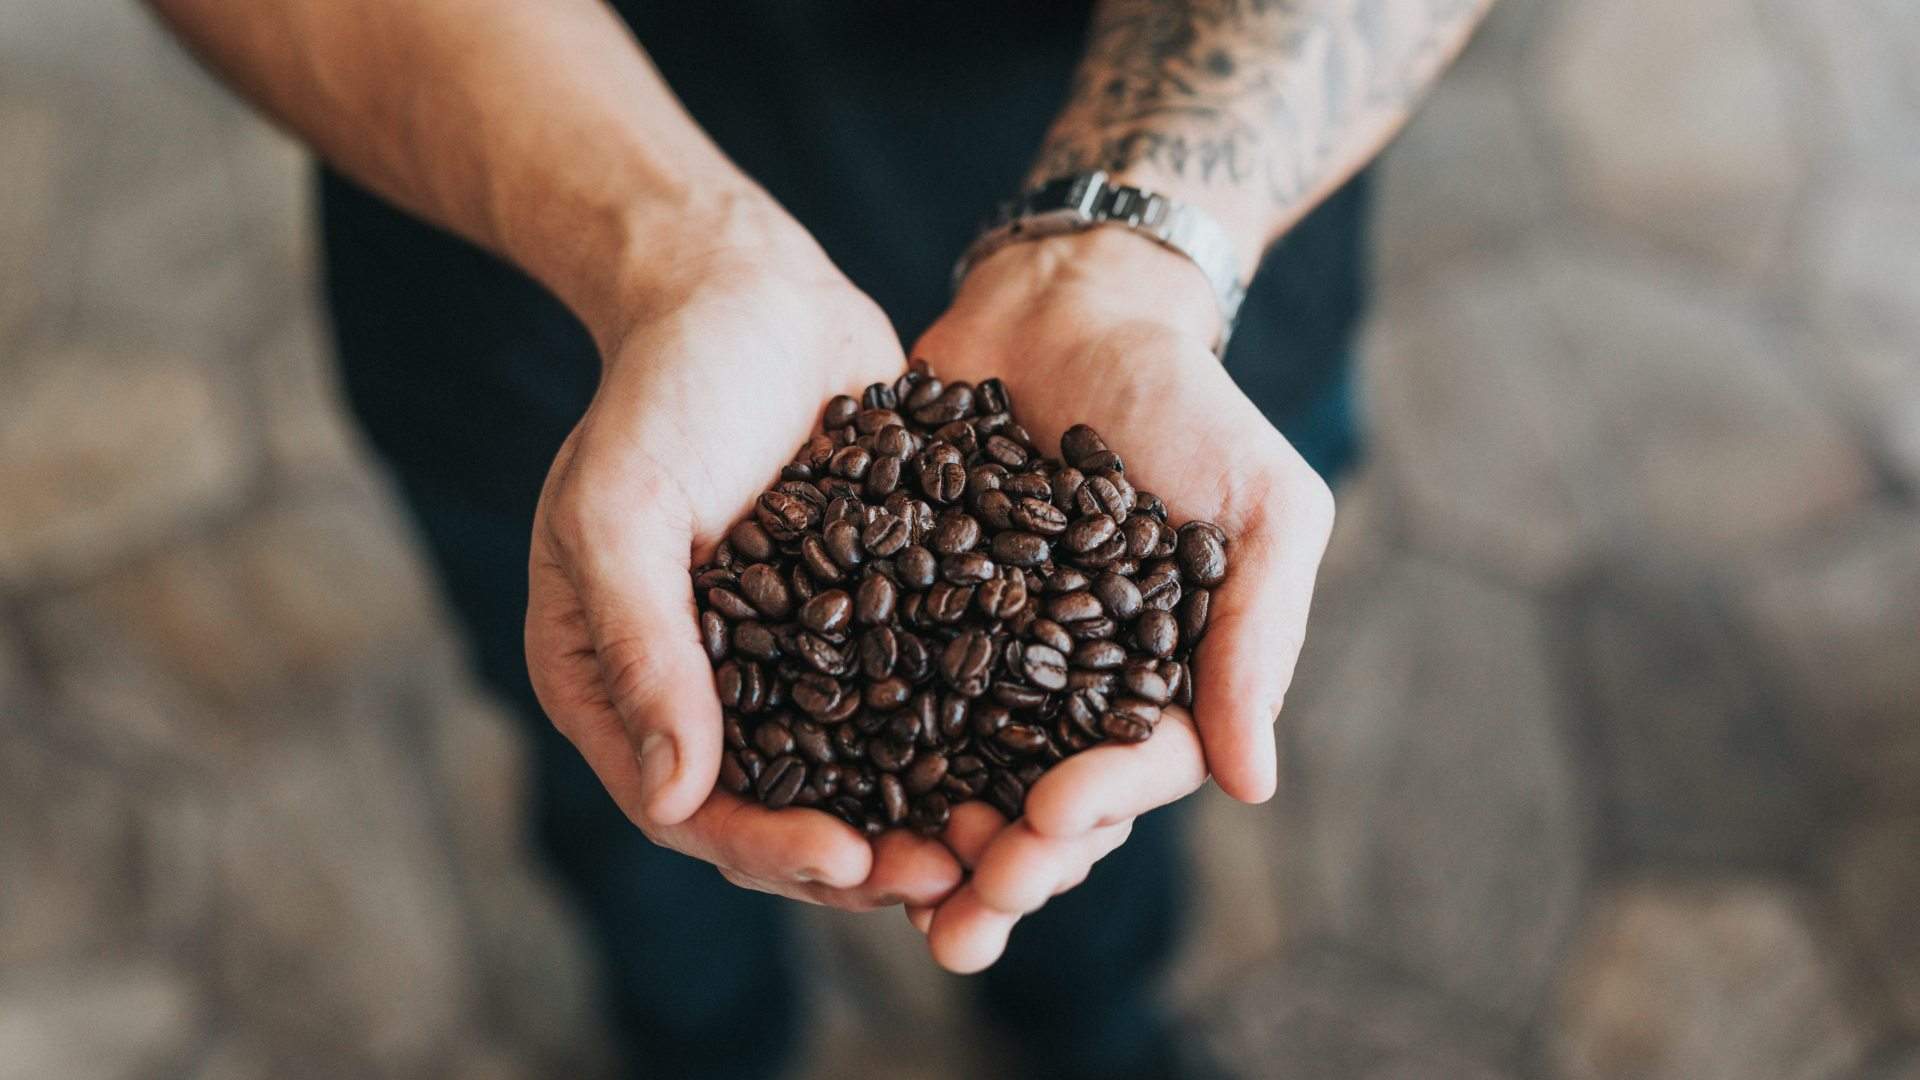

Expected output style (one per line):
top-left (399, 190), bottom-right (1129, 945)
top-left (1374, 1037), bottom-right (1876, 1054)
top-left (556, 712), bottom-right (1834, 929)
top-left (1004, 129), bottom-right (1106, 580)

top-left (863, 382), bottom-right (898, 411)
top-left (729, 520), bottom-right (776, 563)
top-left (865, 453), bottom-right (903, 498)
top-left (921, 459), bottom-right (968, 504)
top-left (857, 627), bottom-right (898, 680)
top-left (1122, 514), bottom-right (1162, 559)
top-left (1072, 639), bottom-right (1128, 671)
top-left (1135, 609), bottom-right (1179, 658)
top-left (967, 463), bottom-right (1008, 498)
top-left (941, 629), bottom-right (994, 697)
top-left (1003, 472), bottom-right (1051, 500)
top-left (862, 513), bottom-right (910, 557)
top-left (895, 544), bottom-right (937, 590)
top-left (991, 531), bottom-right (1050, 568)
top-left (824, 394), bottom-right (859, 429)
top-left (1176, 522), bottom-right (1230, 586)
top-left (755, 491), bottom-right (815, 541)
top-left (700, 610), bottom-right (730, 663)
top-left (753, 719), bottom-right (796, 759)
top-left (793, 720), bottom-right (835, 764)
top-left (896, 632), bottom-right (933, 681)
top-left (996, 723), bottom-right (1050, 755)
top-left (993, 681), bottom-right (1051, 711)
top-left (756, 755), bottom-right (807, 808)
top-left (903, 752), bottom-right (950, 796)
top-left (855, 574), bottom-right (898, 625)
top-left (1122, 662), bottom-right (1173, 706)
top-left (797, 590), bottom-right (852, 636)
top-left (1064, 513), bottom-right (1118, 554)
top-left (913, 383), bottom-right (975, 425)
top-left (983, 434), bottom-right (1029, 468)
top-left (790, 673), bottom-right (842, 717)
top-left (1060, 424), bottom-right (1108, 468)
top-left (908, 792), bottom-right (951, 834)
top-left (1092, 571), bottom-right (1144, 621)
top-left (977, 378), bottom-right (1009, 414)
top-left (733, 621), bottom-right (781, 662)
top-left (985, 771), bottom-right (1026, 819)
top-left (1046, 590), bottom-right (1105, 625)
top-left (931, 511), bottom-right (982, 555)
top-left (974, 571), bottom-right (1028, 620)
top-left (795, 536), bottom-right (839, 586)
top-left (1030, 618), bottom-right (1074, 655)
top-left (1045, 566), bottom-right (1091, 593)
top-left (1010, 497), bottom-right (1068, 535)
top-left (828, 444), bottom-right (872, 481)
top-left (707, 587), bottom-right (758, 621)
top-left (1137, 568), bottom-right (1183, 612)
top-left (941, 552), bottom-right (996, 585)
top-left (974, 489), bottom-right (1016, 530)
top-left (864, 676), bottom-right (912, 712)
top-left (1178, 588), bottom-right (1212, 646)
top-left (1020, 643), bottom-right (1070, 691)
top-left (925, 581), bottom-right (973, 623)
top-left (794, 633), bottom-right (845, 675)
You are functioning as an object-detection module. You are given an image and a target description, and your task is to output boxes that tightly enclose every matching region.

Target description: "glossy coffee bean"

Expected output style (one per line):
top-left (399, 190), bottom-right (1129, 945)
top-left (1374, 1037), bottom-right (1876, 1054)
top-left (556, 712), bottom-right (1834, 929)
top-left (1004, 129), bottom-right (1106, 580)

top-left (1176, 522), bottom-right (1230, 586)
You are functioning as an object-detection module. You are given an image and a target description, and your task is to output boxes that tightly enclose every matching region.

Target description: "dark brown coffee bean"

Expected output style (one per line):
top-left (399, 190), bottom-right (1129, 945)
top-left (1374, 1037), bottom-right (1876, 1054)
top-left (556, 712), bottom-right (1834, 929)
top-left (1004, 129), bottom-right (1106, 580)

top-left (974, 489), bottom-right (1015, 530)
top-left (931, 511), bottom-right (982, 555)
top-left (738, 564), bottom-right (793, 619)
top-left (993, 682), bottom-right (1050, 712)
top-left (796, 590), bottom-right (851, 637)
top-left (1122, 514), bottom-right (1162, 559)
top-left (921, 459), bottom-right (967, 504)
top-left (797, 632), bottom-right (848, 675)
top-left (940, 630), bottom-right (994, 697)
top-left (720, 752), bottom-right (752, 794)
top-left (967, 463), bottom-right (1008, 498)
top-left (876, 772), bottom-right (908, 824)
top-left (756, 491), bottom-right (816, 540)
top-left (864, 676), bottom-right (912, 712)
top-left (985, 771), bottom-right (1026, 820)
top-left (753, 719), bottom-right (796, 758)
top-left (828, 444), bottom-right (872, 481)
top-left (1091, 572), bottom-right (1144, 621)
top-left (1020, 642), bottom-right (1070, 691)
top-left (1176, 522), bottom-right (1230, 586)
top-left (903, 752), bottom-right (949, 796)
top-left (792, 719), bottom-right (835, 764)
top-left (1030, 618), bottom-right (1074, 654)
top-left (1046, 590), bottom-right (1104, 625)
top-left (913, 383), bottom-right (975, 425)
top-left (790, 673), bottom-right (841, 717)
top-left (706, 587), bottom-right (757, 622)
top-left (757, 755), bottom-right (807, 808)
top-left (1071, 639), bottom-right (1128, 671)
top-left (974, 571), bottom-right (1028, 620)
top-left (1044, 566), bottom-right (1091, 593)
top-left (1178, 588), bottom-right (1212, 646)
top-left (861, 513), bottom-right (910, 557)
top-left (732, 621), bottom-right (781, 662)
top-left (729, 520), bottom-right (776, 563)
top-left (853, 574), bottom-right (898, 626)
top-left (864, 454), bottom-right (903, 498)
top-left (1009, 497), bottom-right (1068, 535)
top-left (1060, 424), bottom-right (1108, 468)
top-left (908, 792), bottom-right (951, 834)
top-left (1063, 688), bottom-right (1108, 739)
top-left (989, 531), bottom-right (1049, 568)
top-left (995, 723), bottom-right (1050, 755)
top-left (895, 544), bottom-right (937, 590)
top-left (896, 632), bottom-right (932, 681)
top-left (1138, 568), bottom-right (1183, 612)
top-left (863, 381), bottom-right (898, 411)
top-left (939, 551), bottom-right (995, 586)
top-left (1064, 513), bottom-right (1118, 554)
top-left (1068, 615), bottom-right (1118, 641)
top-left (1135, 609), bottom-right (1179, 658)
top-left (870, 736), bottom-right (915, 773)
top-left (823, 394), bottom-right (859, 429)
top-left (857, 626), bottom-right (898, 680)
top-left (700, 610), bottom-right (729, 663)
top-left (1080, 449), bottom-right (1125, 475)
top-left (984, 434), bottom-right (1029, 468)
top-left (1122, 662), bottom-right (1173, 706)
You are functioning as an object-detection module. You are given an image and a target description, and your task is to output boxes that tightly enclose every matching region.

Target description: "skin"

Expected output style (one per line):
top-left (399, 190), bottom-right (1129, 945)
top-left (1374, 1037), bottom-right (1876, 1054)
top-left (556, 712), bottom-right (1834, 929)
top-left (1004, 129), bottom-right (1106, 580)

top-left (146, 0), bottom-right (1492, 970)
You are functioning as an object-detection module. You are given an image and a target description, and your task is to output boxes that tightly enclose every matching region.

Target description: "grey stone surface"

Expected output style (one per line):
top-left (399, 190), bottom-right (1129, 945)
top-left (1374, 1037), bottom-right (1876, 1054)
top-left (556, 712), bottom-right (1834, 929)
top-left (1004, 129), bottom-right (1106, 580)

top-left (1736, 508), bottom-right (1920, 807)
top-left (1279, 557), bottom-right (1587, 1022)
top-left (1856, 1045), bottom-right (1920, 1080)
top-left (1363, 260), bottom-right (1595, 587)
top-left (1769, 0), bottom-right (1920, 182)
top-left (1532, 247), bottom-right (1875, 562)
top-left (0, 732), bottom-right (143, 968)
top-left (1547, 881), bottom-right (1870, 1080)
top-left (0, 347), bottom-right (254, 587)
top-left (0, 960), bottom-right (200, 1080)
top-left (1196, 944), bottom-right (1518, 1080)
top-left (1539, 0), bottom-right (1804, 275)
top-left (1827, 814), bottom-right (1920, 1033)
top-left (257, 304), bottom-right (371, 486)
top-left (1580, 593), bottom-right (1816, 865)
top-left (0, 96), bottom-right (60, 346)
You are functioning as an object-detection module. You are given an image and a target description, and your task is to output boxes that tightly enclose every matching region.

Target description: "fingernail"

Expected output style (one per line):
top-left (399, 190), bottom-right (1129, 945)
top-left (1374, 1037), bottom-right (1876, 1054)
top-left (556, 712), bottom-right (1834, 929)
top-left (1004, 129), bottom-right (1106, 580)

top-left (794, 867), bottom-right (823, 884)
top-left (637, 733), bottom-right (677, 804)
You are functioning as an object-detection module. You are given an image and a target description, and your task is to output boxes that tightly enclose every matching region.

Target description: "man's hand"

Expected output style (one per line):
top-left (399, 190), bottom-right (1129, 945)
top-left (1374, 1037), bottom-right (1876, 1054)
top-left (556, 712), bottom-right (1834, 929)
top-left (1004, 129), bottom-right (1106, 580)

top-left (526, 253), bottom-right (962, 909)
top-left (903, 228), bottom-right (1336, 969)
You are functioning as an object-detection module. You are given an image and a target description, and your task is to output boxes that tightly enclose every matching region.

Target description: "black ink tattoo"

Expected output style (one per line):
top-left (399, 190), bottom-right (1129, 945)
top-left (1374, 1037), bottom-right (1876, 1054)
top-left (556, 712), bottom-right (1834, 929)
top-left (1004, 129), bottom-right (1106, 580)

top-left (1033, 0), bottom-right (1496, 228)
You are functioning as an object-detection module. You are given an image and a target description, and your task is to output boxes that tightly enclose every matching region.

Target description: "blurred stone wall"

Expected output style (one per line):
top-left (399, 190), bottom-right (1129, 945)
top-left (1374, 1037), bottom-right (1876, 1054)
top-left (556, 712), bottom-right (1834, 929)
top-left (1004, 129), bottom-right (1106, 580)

top-left (2, 0), bottom-right (1917, 1078)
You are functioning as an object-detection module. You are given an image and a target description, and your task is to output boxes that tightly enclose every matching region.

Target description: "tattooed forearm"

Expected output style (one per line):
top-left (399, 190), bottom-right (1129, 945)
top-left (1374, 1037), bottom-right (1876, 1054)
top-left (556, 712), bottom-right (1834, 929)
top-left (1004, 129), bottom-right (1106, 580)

top-left (1033, 0), bottom-right (1495, 244)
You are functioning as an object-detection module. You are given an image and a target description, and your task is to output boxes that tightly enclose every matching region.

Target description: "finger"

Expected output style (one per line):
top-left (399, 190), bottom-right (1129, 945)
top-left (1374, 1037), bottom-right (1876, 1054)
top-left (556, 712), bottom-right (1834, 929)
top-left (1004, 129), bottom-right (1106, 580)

top-left (926, 887), bottom-right (1020, 974)
top-left (905, 904), bottom-right (935, 934)
top-left (561, 506), bottom-right (725, 827)
top-left (810, 829), bottom-right (963, 910)
top-left (1192, 472), bottom-right (1335, 802)
top-left (653, 792), bottom-right (873, 890)
top-left (1021, 708), bottom-right (1207, 837)
top-left (942, 800), bottom-right (1009, 870)
top-left (968, 819), bottom-right (1133, 916)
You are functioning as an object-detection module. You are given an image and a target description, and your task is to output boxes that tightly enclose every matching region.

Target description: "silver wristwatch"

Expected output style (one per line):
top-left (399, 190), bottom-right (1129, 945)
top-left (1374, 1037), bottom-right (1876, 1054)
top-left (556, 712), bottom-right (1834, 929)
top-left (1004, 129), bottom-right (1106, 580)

top-left (953, 171), bottom-right (1248, 356)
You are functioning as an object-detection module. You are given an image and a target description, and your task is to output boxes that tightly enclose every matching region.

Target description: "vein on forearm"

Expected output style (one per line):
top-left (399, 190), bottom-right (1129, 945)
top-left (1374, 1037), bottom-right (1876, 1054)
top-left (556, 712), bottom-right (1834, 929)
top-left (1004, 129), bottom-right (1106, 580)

top-left (1035, 0), bottom-right (1495, 236)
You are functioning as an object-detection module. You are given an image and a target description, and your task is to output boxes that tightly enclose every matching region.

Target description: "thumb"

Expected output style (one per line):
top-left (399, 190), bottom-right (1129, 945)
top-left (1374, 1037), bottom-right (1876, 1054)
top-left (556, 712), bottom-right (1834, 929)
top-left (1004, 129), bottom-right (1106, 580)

top-left (533, 505), bottom-right (723, 828)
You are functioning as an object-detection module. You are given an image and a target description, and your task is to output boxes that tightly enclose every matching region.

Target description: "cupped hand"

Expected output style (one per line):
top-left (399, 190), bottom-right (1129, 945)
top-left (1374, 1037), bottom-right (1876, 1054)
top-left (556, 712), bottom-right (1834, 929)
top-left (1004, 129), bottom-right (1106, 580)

top-left (902, 228), bottom-right (1337, 968)
top-left (526, 256), bottom-right (961, 909)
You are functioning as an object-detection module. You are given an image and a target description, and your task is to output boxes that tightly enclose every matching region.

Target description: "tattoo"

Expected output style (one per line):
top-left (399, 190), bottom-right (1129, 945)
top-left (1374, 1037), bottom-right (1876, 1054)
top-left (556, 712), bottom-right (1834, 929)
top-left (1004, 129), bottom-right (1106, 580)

top-left (1034, 0), bottom-right (1495, 224)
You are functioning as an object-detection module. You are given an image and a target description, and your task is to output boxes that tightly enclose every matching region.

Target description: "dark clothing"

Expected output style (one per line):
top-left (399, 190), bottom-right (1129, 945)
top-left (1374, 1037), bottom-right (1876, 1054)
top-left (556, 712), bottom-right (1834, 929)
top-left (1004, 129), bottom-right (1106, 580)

top-left (321, 5), bottom-right (1367, 1077)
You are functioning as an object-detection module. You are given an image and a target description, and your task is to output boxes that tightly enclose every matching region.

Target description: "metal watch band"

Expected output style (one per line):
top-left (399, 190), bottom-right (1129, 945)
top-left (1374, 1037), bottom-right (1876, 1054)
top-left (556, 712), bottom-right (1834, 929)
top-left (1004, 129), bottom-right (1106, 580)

top-left (953, 171), bottom-right (1248, 356)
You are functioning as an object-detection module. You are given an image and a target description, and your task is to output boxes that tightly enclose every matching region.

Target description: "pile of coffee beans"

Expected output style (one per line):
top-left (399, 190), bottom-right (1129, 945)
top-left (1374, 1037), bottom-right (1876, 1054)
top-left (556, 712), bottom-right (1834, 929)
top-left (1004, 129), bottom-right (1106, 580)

top-left (692, 362), bottom-right (1229, 835)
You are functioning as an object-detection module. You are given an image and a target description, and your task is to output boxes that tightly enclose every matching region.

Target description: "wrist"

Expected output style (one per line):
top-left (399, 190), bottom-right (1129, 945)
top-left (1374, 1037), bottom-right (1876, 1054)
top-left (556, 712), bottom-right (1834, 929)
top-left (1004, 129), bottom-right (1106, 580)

top-left (950, 227), bottom-right (1224, 354)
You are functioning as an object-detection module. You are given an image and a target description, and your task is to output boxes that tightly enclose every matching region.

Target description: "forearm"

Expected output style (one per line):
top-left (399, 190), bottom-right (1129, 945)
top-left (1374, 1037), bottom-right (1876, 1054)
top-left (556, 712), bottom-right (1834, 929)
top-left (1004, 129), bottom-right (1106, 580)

top-left (145, 0), bottom-right (819, 340)
top-left (1034, 0), bottom-right (1496, 277)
